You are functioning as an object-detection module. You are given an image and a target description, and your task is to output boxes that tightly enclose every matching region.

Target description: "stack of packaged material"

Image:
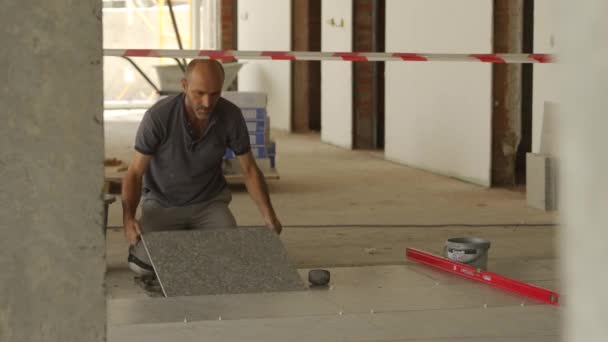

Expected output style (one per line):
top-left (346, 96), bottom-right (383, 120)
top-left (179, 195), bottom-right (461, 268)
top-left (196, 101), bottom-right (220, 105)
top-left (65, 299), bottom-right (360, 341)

top-left (222, 92), bottom-right (276, 173)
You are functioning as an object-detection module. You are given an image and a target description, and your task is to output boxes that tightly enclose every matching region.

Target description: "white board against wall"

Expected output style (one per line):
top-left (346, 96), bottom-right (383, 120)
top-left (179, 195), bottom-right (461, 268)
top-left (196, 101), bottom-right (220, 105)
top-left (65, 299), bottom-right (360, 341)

top-left (237, 0), bottom-right (291, 131)
top-left (385, 0), bottom-right (493, 186)
top-left (321, 0), bottom-right (353, 149)
top-left (533, 0), bottom-right (559, 153)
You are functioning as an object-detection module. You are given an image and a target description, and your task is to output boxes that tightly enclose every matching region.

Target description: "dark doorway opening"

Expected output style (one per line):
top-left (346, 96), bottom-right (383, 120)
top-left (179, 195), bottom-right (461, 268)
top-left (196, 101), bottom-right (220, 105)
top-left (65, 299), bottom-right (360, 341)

top-left (292, 0), bottom-right (322, 132)
top-left (353, 0), bottom-right (385, 149)
top-left (516, 0), bottom-right (535, 185)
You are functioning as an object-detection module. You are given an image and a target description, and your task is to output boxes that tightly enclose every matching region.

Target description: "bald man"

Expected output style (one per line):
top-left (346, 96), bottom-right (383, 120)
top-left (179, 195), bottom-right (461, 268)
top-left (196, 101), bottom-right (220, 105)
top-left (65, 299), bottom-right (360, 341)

top-left (122, 59), bottom-right (282, 275)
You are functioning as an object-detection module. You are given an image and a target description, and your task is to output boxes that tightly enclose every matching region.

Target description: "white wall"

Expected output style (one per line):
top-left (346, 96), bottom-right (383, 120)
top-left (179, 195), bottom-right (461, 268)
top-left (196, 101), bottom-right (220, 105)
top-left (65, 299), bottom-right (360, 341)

top-left (533, 0), bottom-right (559, 153)
top-left (237, 0), bottom-right (292, 131)
top-left (321, 0), bottom-right (353, 149)
top-left (385, 0), bottom-right (493, 186)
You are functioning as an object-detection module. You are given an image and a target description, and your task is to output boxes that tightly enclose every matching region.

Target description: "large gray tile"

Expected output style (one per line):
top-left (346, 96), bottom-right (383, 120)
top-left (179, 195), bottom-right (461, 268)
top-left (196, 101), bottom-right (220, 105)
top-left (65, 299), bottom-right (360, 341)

top-left (529, 279), bottom-right (562, 293)
top-left (109, 315), bottom-right (377, 342)
top-left (143, 228), bottom-right (305, 297)
top-left (108, 291), bottom-right (343, 326)
top-left (386, 337), bottom-right (558, 342)
top-left (406, 265), bottom-right (559, 307)
top-left (404, 262), bottom-right (483, 285)
top-left (366, 305), bottom-right (560, 341)
top-left (297, 264), bottom-right (438, 290)
top-left (446, 282), bottom-right (546, 307)
top-left (315, 283), bottom-right (541, 314)
top-left (307, 263), bottom-right (555, 312)
top-left (109, 264), bottom-right (555, 327)
top-left (108, 306), bottom-right (560, 342)
top-left (317, 285), bottom-right (480, 314)
top-left (488, 257), bottom-right (558, 282)
top-left (407, 257), bottom-right (559, 287)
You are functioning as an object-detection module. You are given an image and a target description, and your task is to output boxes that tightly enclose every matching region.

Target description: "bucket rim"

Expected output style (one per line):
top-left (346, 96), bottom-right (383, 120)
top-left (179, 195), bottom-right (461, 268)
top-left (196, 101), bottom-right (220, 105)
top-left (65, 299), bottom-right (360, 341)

top-left (446, 237), bottom-right (491, 248)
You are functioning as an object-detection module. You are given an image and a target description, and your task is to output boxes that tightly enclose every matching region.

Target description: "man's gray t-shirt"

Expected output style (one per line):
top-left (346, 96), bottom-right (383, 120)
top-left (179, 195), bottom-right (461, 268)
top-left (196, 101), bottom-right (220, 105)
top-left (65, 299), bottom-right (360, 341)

top-left (134, 94), bottom-right (251, 207)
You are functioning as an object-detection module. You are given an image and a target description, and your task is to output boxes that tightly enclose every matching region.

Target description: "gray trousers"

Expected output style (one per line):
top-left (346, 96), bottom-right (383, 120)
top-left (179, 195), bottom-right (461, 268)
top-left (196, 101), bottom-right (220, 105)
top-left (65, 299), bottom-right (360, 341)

top-left (130, 187), bottom-right (237, 267)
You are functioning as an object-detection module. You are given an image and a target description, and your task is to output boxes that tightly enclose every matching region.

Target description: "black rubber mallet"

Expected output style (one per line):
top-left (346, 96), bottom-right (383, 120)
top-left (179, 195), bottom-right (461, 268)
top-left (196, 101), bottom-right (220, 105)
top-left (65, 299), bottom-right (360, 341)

top-left (308, 269), bottom-right (331, 287)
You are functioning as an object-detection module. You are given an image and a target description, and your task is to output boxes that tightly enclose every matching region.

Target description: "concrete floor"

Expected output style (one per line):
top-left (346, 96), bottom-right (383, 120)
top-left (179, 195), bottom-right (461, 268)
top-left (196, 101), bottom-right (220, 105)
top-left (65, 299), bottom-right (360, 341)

top-left (104, 110), bottom-right (560, 340)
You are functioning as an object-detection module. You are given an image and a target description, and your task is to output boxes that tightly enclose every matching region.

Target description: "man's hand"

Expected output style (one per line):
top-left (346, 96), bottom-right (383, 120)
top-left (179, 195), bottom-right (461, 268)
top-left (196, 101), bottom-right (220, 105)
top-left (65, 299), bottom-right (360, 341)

top-left (238, 151), bottom-right (283, 235)
top-left (121, 151), bottom-right (152, 246)
top-left (266, 217), bottom-right (283, 235)
top-left (124, 219), bottom-right (142, 245)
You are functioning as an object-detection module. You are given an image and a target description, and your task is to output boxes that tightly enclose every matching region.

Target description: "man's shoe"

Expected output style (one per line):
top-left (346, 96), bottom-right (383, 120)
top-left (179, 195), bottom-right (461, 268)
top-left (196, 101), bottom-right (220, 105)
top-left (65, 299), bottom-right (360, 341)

top-left (127, 249), bottom-right (154, 276)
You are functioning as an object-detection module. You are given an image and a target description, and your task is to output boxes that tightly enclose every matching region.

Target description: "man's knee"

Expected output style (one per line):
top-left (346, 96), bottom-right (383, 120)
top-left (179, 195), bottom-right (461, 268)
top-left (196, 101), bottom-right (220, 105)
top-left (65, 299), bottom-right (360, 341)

top-left (205, 208), bottom-right (237, 228)
top-left (192, 203), bottom-right (237, 229)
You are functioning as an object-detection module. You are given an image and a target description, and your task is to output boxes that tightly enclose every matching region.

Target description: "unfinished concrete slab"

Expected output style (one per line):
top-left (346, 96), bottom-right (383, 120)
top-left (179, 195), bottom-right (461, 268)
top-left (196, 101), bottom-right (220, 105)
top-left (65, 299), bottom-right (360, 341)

top-left (142, 228), bottom-right (305, 297)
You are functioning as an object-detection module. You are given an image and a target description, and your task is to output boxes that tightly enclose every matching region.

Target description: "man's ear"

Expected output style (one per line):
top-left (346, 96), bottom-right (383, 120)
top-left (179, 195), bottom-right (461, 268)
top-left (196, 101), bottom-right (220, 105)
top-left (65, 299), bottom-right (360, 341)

top-left (181, 78), bottom-right (188, 92)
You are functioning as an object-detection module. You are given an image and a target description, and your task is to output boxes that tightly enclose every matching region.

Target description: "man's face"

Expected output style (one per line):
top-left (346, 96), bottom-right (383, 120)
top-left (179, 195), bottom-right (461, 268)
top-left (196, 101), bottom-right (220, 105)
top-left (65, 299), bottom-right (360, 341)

top-left (182, 68), bottom-right (223, 121)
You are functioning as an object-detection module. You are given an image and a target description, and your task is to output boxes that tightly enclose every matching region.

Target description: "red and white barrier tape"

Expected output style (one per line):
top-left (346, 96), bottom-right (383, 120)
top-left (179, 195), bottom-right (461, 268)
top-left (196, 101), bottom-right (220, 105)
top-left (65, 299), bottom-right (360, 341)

top-left (105, 49), bottom-right (554, 64)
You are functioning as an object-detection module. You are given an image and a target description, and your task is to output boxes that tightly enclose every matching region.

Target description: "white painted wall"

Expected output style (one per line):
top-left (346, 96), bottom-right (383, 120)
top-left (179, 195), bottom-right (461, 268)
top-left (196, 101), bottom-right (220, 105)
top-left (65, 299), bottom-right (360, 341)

top-left (385, 0), bottom-right (493, 186)
top-left (533, 0), bottom-right (559, 152)
top-left (321, 0), bottom-right (353, 149)
top-left (237, 0), bottom-right (292, 131)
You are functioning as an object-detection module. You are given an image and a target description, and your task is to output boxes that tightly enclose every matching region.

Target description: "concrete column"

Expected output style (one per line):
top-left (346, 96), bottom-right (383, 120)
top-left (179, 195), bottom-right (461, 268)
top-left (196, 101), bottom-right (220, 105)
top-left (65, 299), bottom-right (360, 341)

top-left (0, 1), bottom-right (106, 341)
top-left (492, 0), bottom-right (523, 186)
top-left (558, 1), bottom-right (608, 340)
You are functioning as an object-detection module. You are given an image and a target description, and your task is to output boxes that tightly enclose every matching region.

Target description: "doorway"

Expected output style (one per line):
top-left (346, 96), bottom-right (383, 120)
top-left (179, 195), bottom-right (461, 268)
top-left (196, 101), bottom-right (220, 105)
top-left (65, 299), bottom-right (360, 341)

top-left (353, 0), bottom-right (385, 149)
top-left (292, 0), bottom-right (322, 132)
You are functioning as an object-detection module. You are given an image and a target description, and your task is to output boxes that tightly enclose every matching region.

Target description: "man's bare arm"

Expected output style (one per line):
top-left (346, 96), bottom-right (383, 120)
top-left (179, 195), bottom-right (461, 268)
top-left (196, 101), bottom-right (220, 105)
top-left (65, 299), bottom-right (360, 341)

top-left (237, 151), bottom-right (282, 234)
top-left (121, 151), bottom-right (152, 244)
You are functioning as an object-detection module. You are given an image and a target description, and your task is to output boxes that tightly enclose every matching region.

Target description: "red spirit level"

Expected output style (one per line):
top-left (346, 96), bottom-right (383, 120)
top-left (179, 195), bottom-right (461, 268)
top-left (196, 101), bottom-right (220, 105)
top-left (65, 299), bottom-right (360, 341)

top-left (406, 248), bottom-right (560, 306)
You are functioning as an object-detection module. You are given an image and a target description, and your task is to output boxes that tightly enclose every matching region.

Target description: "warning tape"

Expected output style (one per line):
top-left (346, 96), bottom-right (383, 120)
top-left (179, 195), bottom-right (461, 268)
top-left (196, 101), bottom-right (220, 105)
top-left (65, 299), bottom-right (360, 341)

top-left (105, 49), bottom-right (554, 64)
